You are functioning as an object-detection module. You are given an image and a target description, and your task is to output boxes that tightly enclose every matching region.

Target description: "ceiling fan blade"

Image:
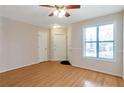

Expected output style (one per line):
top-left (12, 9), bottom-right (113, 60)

top-left (65, 5), bottom-right (80, 9)
top-left (39, 5), bottom-right (54, 8)
top-left (48, 12), bottom-right (54, 16)
top-left (65, 12), bottom-right (70, 17)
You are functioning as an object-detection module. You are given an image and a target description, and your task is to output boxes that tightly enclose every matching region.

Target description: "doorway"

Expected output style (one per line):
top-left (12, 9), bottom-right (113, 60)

top-left (50, 28), bottom-right (67, 61)
top-left (38, 31), bottom-right (48, 62)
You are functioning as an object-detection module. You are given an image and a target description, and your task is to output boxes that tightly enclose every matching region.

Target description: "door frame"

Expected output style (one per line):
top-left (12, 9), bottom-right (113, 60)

top-left (38, 31), bottom-right (48, 62)
top-left (50, 28), bottom-right (67, 61)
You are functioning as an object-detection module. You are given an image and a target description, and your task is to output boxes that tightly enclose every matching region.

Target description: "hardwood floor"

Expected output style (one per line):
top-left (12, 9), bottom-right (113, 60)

top-left (0, 61), bottom-right (124, 87)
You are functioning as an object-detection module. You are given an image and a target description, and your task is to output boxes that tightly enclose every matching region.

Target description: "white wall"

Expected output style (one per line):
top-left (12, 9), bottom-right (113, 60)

top-left (0, 17), bottom-right (48, 73)
top-left (68, 12), bottom-right (123, 77)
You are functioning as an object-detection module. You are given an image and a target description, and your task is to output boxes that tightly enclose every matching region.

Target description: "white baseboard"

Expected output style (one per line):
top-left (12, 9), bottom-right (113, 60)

top-left (71, 63), bottom-right (122, 78)
top-left (49, 59), bottom-right (67, 61)
top-left (0, 61), bottom-right (41, 73)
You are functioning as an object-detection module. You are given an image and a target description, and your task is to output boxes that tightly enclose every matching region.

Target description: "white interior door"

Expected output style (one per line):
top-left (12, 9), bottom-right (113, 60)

top-left (38, 31), bottom-right (48, 62)
top-left (53, 31), bottom-right (67, 60)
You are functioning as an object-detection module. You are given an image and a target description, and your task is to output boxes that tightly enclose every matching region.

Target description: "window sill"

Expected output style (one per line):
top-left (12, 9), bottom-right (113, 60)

top-left (83, 56), bottom-right (116, 63)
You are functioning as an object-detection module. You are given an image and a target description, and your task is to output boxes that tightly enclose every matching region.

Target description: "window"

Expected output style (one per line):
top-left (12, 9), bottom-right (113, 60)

top-left (84, 24), bottom-right (114, 60)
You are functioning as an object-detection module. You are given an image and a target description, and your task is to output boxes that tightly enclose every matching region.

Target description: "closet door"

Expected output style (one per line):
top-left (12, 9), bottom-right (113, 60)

top-left (38, 31), bottom-right (48, 62)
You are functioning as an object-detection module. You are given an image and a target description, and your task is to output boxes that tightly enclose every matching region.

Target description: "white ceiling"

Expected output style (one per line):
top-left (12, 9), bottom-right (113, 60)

top-left (0, 5), bottom-right (124, 28)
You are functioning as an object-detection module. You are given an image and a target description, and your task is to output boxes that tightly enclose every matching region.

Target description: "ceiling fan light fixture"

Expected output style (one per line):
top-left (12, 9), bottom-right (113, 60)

top-left (58, 11), bottom-right (66, 18)
top-left (53, 9), bottom-right (66, 18)
top-left (53, 10), bottom-right (58, 16)
top-left (58, 13), bottom-right (64, 18)
top-left (53, 5), bottom-right (66, 18)
top-left (60, 9), bottom-right (66, 15)
top-left (40, 5), bottom-right (80, 18)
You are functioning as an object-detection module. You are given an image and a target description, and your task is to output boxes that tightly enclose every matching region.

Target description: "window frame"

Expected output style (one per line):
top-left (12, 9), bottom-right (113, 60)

top-left (83, 23), bottom-right (115, 61)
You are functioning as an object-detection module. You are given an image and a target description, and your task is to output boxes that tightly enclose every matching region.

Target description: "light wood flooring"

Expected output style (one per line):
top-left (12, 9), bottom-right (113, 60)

top-left (0, 61), bottom-right (124, 87)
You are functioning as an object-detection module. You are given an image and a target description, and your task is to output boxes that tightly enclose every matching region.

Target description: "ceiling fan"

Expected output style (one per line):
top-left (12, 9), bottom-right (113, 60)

top-left (39, 5), bottom-right (81, 18)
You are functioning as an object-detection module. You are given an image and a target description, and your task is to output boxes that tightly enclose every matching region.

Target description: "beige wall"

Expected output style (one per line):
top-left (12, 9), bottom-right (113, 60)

top-left (0, 17), bottom-right (3, 72)
top-left (0, 17), bottom-right (48, 73)
top-left (123, 11), bottom-right (124, 79)
top-left (68, 12), bottom-right (123, 77)
top-left (0, 11), bottom-right (123, 77)
top-left (67, 26), bottom-right (72, 61)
